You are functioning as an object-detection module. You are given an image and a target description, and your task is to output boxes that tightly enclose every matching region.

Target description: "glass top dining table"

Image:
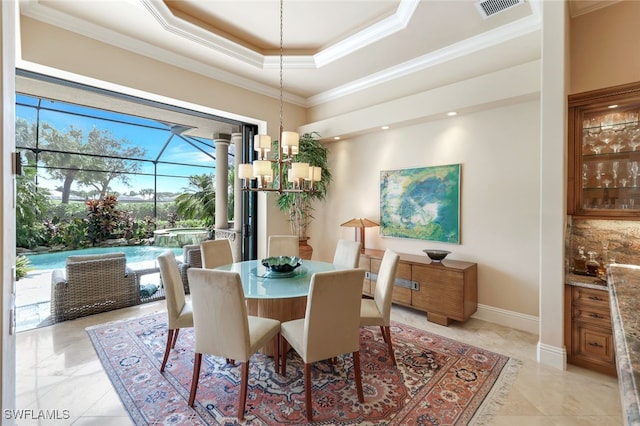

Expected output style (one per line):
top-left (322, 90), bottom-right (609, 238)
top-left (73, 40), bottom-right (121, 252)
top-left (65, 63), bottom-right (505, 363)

top-left (215, 259), bottom-right (347, 299)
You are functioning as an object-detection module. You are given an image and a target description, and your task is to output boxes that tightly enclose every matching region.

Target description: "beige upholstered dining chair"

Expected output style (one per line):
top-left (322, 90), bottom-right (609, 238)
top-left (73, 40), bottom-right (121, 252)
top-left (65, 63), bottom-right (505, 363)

top-left (360, 249), bottom-right (400, 366)
top-left (332, 239), bottom-right (361, 268)
top-left (200, 239), bottom-right (234, 269)
top-left (187, 268), bottom-right (281, 420)
top-left (157, 250), bottom-right (193, 372)
top-left (267, 235), bottom-right (299, 257)
top-left (280, 268), bottom-right (366, 422)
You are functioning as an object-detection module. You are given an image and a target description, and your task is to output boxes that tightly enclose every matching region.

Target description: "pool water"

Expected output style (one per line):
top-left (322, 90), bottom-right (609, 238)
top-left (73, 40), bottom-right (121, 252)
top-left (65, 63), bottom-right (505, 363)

top-left (24, 246), bottom-right (183, 270)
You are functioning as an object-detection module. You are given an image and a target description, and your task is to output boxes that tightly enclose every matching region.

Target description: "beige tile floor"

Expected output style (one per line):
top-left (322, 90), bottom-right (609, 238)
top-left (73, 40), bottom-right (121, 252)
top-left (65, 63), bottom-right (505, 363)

top-left (16, 300), bottom-right (624, 425)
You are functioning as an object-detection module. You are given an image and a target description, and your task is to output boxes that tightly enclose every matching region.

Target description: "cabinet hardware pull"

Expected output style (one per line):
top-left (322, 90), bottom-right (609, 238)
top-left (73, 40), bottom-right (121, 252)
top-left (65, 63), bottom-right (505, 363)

top-left (588, 296), bottom-right (603, 301)
top-left (588, 342), bottom-right (604, 348)
top-left (588, 313), bottom-right (603, 319)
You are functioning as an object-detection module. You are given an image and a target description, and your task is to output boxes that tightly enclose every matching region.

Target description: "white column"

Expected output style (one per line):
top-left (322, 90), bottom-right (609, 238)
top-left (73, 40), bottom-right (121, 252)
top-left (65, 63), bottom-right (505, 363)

top-left (214, 137), bottom-right (229, 230)
top-left (231, 132), bottom-right (243, 232)
top-left (538, 0), bottom-right (567, 370)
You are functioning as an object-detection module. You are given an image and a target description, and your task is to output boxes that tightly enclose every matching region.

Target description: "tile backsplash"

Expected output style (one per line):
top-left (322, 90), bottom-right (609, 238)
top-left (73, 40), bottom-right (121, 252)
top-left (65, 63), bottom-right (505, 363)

top-left (567, 217), bottom-right (640, 270)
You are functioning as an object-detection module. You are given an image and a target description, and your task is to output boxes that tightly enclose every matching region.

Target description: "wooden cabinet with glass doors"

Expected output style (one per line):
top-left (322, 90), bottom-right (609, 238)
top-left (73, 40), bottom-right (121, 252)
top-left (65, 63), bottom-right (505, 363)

top-left (568, 81), bottom-right (640, 219)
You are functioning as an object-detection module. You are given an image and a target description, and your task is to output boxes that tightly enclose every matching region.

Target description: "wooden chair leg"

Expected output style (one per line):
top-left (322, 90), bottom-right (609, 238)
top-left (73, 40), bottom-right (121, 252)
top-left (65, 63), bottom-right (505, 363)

top-left (352, 351), bottom-right (364, 403)
top-left (379, 325), bottom-right (388, 343)
top-left (171, 328), bottom-right (180, 348)
top-left (160, 329), bottom-right (174, 372)
top-left (188, 353), bottom-right (203, 407)
top-left (280, 335), bottom-right (287, 376)
top-left (238, 361), bottom-right (249, 420)
top-left (383, 326), bottom-right (397, 366)
top-left (274, 334), bottom-right (280, 374)
top-left (304, 363), bottom-right (313, 422)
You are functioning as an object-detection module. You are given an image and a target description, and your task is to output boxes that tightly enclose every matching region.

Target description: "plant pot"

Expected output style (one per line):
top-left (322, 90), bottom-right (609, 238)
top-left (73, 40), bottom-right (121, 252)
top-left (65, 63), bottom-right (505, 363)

top-left (298, 237), bottom-right (313, 260)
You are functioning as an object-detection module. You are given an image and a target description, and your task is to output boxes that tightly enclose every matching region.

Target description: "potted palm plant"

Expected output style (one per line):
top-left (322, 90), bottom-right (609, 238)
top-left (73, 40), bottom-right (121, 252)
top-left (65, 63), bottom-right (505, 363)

top-left (272, 132), bottom-right (331, 258)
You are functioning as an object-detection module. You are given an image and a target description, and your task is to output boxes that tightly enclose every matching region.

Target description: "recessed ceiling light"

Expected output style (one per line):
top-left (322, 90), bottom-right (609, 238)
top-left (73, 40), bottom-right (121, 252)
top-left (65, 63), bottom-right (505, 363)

top-left (381, 125), bottom-right (389, 130)
top-left (608, 104), bottom-right (618, 109)
top-left (333, 136), bottom-right (341, 140)
top-left (447, 111), bottom-right (457, 116)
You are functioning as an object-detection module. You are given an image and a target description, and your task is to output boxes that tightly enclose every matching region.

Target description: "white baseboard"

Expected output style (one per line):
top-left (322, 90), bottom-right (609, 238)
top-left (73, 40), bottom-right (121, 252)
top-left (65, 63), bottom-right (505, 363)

top-left (537, 341), bottom-right (567, 370)
top-left (472, 304), bottom-right (568, 370)
top-left (472, 303), bottom-right (539, 335)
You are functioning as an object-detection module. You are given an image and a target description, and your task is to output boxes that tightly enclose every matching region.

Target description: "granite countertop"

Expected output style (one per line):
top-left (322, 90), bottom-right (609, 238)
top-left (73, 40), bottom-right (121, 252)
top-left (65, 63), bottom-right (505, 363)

top-left (565, 271), bottom-right (608, 290)
top-left (607, 264), bottom-right (640, 426)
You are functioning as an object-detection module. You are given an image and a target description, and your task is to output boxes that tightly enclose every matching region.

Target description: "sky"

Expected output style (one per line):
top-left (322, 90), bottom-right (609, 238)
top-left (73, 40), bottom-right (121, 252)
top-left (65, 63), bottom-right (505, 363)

top-left (16, 94), bottom-right (233, 196)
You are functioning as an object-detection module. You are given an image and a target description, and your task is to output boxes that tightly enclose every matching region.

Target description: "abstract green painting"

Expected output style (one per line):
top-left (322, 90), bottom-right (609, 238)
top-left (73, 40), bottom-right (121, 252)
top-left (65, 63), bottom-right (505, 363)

top-left (380, 164), bottom-right (460, 243)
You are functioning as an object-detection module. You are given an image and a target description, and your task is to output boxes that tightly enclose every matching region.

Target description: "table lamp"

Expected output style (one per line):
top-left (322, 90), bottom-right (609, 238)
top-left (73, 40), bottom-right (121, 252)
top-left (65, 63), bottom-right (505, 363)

top-left (340, 218), bottom-right (379, 253)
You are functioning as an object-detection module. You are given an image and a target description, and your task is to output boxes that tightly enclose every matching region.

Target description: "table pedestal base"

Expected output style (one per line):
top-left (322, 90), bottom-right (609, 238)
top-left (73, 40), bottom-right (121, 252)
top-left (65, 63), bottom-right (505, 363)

top-left (247, 296), bottom-right (306, 356)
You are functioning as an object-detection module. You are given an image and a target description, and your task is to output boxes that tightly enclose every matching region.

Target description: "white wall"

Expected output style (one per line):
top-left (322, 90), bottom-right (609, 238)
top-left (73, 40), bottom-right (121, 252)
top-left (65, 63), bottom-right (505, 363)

top-left (309, 99), bottom-right (541, 322)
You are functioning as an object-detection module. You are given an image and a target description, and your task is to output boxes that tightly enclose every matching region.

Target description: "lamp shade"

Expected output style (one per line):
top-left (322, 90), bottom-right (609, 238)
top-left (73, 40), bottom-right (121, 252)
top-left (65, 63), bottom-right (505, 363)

top-left (254, 134), bottom-right (271, 151)
top-left (281, 131), bottom-right (299, 154)
top-left (341, 217), bottom-right (379, 253)
top-left (238, 163), bottom-right (254, 179)
top-left (341, 218), bottom-right (379, 228)
top-left (306, 166), bottom-right (322, 181)
top-left (253, 160), bottom-right (272, 177)
top-left (291, 162), bottom-right (309, 180)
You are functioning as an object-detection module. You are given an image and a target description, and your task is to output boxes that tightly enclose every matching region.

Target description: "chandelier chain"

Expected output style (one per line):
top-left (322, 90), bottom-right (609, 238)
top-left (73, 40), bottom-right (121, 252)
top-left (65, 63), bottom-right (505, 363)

top-left (279, 0), bottom-right (284, 134)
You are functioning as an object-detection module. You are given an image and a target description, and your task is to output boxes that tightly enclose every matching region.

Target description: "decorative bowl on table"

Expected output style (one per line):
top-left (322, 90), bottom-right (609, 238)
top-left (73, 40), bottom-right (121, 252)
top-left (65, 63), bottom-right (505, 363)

top-left (261, 256), bottom-right (303, 273)
top-left (422, 249), bottom-right (451, 262)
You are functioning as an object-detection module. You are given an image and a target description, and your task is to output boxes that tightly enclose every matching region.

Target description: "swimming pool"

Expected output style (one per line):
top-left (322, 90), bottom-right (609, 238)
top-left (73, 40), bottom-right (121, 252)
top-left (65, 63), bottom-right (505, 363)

top-left (24, 246), bottom-right (183, 270)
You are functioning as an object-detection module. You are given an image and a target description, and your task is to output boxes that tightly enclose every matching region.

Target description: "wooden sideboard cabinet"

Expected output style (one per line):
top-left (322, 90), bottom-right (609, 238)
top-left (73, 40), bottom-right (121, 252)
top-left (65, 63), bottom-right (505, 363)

top-left (564, 284), bottom-right (616, 376)
top-left (360, 249), bottom-right (478, 326)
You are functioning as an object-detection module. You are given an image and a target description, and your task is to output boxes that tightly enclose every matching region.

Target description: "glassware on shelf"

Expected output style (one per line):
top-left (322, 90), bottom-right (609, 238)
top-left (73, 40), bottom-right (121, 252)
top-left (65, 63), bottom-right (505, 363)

top-left (612, 161), bottom-right (620, 187)
top-left (624, 117), bottom-right (640, 150)
top-left (632, 161), bottom-right (639, 186)
top-left (574, 246), bottom-right (587, 273)
top-left (582, 164), bottom-right (589, 187)
top-left (599, 114), bottom-right (616, 147)
top-left (610, 140), bottom-right (625, 153)
top-left (595, 162), bottom-right (604, 187)
top-left (586, 251), bottom-right (600, 276)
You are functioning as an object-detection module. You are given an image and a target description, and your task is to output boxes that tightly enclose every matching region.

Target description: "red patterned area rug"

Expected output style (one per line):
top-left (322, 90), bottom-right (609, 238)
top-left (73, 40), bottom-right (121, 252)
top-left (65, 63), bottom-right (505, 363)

top-left (87, 313), bottom-right (520, 425)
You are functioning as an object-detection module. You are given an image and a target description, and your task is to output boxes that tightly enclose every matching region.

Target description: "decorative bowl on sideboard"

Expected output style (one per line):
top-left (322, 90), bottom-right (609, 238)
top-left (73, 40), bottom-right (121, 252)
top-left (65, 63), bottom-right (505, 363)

top-left (422, 249), bottom-right (451, 262)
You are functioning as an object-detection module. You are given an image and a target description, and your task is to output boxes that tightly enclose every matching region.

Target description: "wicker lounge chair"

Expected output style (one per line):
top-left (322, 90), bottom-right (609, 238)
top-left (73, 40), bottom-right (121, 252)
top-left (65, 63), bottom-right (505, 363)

top-left (50, 252), bottom-right (138, 322)
top-left (177, 244), bottom-right (202, 294)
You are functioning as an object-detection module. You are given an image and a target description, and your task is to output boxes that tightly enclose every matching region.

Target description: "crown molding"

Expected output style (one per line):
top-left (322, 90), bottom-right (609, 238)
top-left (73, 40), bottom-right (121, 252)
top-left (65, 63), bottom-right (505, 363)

top-left (313, 0), bottom-right (420, 67)
top-left (307, 10), bottom-right (542, 107)
top-left (141, 0), bottom-right (419, 70)
top-left (18, 0), bottom-right (307, 106)
top-left (18, 0), bottom-right (540, 108)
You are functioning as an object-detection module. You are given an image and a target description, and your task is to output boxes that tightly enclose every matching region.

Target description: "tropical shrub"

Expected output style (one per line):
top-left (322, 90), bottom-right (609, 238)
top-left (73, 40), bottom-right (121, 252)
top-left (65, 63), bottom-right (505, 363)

top-left (15, 255), bottom-right (33, 281)
top-left (85, 195), bottom-right (123, 245)
top-left (16, 170), bottom-right (52, 249)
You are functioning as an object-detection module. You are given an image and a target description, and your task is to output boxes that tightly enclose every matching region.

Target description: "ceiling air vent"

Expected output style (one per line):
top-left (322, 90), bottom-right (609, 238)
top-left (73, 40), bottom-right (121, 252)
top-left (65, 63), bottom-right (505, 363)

top-left (475, 0), bottom-right (525, 18)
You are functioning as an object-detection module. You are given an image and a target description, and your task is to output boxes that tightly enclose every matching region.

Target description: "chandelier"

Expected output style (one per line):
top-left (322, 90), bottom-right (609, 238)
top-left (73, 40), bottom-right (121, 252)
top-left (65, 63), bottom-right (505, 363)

top-left (237, 0), bottom-right (321, 194)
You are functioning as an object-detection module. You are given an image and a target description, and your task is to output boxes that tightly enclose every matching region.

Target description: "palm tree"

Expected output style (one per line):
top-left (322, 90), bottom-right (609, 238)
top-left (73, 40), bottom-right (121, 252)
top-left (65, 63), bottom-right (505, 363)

top-left (174, 174), bottom-right (216, 233)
